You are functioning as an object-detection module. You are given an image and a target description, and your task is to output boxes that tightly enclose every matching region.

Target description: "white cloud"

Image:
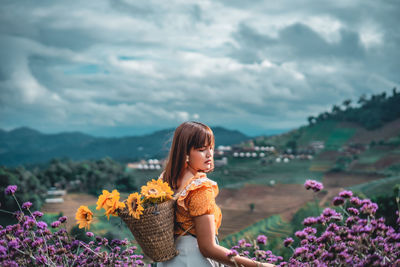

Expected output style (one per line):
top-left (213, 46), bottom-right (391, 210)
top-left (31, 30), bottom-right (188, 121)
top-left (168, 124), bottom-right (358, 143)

top-left (303, 16), bottom-right (343, 44)
top-left (0, 0), bottom-right (399, 137)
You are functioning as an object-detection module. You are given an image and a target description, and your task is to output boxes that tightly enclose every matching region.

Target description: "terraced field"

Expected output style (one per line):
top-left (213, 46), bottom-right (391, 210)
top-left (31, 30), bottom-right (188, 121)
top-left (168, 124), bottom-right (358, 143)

top-left (220, 215), bottom-right (292, 248)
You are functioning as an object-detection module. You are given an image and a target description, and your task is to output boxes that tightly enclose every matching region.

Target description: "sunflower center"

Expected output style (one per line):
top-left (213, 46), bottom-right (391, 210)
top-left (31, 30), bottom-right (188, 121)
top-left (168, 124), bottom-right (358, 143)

top-left (131, 201), bottom-right (137, 210)
top-left (148, 188), bottom-right (158, 194)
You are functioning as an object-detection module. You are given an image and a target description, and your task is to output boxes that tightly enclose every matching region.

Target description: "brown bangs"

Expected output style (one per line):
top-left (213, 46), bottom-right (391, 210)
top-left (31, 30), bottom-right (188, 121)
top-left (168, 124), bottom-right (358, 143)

top-left (189, 126), bottom-right (215, 150)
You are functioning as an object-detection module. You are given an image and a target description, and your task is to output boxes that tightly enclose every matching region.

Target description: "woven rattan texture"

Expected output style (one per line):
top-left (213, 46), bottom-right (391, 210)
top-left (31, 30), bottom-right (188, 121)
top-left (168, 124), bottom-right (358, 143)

top-left (119, 200), bottom-right (179, 262)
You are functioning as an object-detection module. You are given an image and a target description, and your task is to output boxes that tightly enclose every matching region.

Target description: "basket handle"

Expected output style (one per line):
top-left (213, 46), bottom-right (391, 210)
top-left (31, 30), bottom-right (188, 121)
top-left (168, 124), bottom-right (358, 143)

top-left (176, 224), bottom-right (194, 239)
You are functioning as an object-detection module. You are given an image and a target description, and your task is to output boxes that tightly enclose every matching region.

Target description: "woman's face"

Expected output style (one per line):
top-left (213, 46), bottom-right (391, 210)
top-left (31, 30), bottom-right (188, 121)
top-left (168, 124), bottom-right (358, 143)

top-left (188, 144), bottom-right (214, 172)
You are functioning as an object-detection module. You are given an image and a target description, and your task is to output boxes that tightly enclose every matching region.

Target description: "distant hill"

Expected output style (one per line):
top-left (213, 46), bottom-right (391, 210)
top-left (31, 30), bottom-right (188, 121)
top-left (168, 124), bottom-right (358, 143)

top-left (252, 89), bottom-right (400, 151)
top-left (0, 126), bottom-right (250, 167)
top-left (308, 88), bottom-right (400, 130)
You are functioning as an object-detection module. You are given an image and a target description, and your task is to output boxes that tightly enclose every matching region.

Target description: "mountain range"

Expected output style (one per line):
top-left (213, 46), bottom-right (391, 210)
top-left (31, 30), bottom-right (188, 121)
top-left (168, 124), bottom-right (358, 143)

top-left (0, 126), bottom-right (250, 167)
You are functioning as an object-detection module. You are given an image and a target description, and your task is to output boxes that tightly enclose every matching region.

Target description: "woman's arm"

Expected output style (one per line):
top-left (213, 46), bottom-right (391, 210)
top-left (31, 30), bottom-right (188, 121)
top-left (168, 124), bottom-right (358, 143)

top-left (194, 214), bottom-right (276, 267)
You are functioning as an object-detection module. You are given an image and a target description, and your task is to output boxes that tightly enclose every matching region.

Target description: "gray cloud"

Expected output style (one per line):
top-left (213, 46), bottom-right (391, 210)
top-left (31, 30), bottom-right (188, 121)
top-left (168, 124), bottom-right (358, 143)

top-left (0, 0), bottom-right (399, 137)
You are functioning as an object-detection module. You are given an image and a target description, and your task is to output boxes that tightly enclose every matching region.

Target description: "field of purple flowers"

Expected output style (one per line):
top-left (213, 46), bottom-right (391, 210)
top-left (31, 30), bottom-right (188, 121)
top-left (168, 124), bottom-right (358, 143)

top-left (1, 180), bottom-right (399, 266)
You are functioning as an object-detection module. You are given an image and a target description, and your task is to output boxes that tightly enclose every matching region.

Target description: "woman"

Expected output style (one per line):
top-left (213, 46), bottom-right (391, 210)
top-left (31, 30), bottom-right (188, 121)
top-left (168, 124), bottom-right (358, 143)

top-left (157, 121), bottom-right (275, 267)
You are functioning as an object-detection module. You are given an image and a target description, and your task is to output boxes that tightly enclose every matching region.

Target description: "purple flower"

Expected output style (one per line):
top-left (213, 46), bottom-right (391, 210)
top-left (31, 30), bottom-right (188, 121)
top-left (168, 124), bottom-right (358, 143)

top-left (0, 245), bottom-right (6, 255)
top-left (322, 208), bottom-right (336, 218)
top-left (346, 216), bottom-right (358, 225)
top-left (303, 217), bottom-right (318, 226)
top-left (8, 240), bottom-right (19, 249)
top-left (361, 199), bottom-right (372, 206)
top-left (350, 197), bottom-right (362, 206)
top-left (332, 196), bottom-right (345, 206)
top-left (51, 221), bottom-right (61, 228)
top-left (347, 207), bottom-right (359, 215)
top-left (86, 232), bottom-right (94, 237)
top-left (58, 216), bottom-right (67, 223)
top-left (120, 238), bottom-right (129, 246)
top-left (338, 190), bottom-right (353, 198)
top-left (321, 252), bottom-right (334, 261)
top-left (304, 227), bottom-right (317, 235)
top-left (35, 255), bottom-right (47, 264)
top-left (304, 180), bottom-right (324, 192)
top-left (36, 221), bottom-right (47, 230)
top-left (283, 237), bottom-right (294, 247)
top-left (33, 211), bottom-right (44, 218)
top-left (22, 201), bottom-right (32, 209)
top-left (361, 203), bottom-right (378, 215)
top-left (293, 247), bottom-right (308, 257)
top-left (238, 239), bottom-right (246, 247)
top-left (5, 185), bottom-right (18, 195)
top-left (295, 230), bottom-right (308, 239)
top-left (226, 249), bottom-right (238, 257)
top-left (327, 223), bottom-right (339, 233)
top-left (256, 235), bottom-right (267, 245)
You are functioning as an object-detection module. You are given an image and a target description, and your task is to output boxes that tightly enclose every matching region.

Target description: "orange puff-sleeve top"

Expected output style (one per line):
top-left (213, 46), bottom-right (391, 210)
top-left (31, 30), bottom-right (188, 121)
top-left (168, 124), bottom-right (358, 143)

top-left (174, 172), bottom-right (222, 237)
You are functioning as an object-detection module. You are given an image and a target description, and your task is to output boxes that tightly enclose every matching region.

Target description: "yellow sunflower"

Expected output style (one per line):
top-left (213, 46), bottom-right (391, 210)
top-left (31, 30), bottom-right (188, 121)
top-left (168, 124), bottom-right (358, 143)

top-left (96, 189), bottom-right (125, 219)
top-left (157, 178), bottom-right (174, 200)
top-left (127, 192), bottom-right (144, 219)
top-left (75, 205), bottom-right (93, 230)
top-left (141, 179), bottom-right (166, 203)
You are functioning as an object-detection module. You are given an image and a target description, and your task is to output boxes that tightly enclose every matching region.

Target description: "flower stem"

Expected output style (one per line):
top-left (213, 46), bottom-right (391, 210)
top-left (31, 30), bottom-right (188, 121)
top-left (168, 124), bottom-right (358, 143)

top-left (313, 193), bottom-right (321, 216)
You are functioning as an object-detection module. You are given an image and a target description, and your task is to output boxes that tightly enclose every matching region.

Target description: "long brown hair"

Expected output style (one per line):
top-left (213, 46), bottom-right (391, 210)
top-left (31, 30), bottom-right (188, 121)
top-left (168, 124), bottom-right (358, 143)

top-left (162, 121), bottom-right (215, 190)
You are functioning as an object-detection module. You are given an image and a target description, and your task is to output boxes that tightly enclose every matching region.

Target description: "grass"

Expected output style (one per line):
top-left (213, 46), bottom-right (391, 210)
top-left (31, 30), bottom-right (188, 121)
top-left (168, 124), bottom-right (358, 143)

top-left (262, 120), bottom-right (356, 151)
top-left (325, 127), bottom-right (356, 150)
top-left (356, 147), bottom-right (390, 164)
top-left (347, 176), bottom-right (400, 197)
top-left (208, 157), bottom-right (323, 189)
top-left (309, 160), bottom-right (336, 172)
top-left (296, 121), bottom-right (339, 147)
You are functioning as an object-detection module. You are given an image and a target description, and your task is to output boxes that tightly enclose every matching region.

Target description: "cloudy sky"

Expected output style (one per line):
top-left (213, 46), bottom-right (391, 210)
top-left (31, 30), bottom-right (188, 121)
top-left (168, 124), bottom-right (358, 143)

top-left (0, 0), bottom-right (399, 137)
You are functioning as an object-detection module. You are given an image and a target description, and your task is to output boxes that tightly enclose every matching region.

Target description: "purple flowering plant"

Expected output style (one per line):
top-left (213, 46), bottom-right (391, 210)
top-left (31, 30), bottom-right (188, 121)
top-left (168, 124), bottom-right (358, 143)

top-left (0, 185), bottom-right (148, 266)
top-left (2, 180), bottom-right (400, 266)
top-left (227, 180), bottom-right (400, 266)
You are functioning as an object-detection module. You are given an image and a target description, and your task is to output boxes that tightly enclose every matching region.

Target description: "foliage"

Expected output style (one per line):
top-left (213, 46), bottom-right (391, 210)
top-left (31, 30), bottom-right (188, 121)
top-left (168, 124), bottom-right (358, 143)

top-left (308, 88), bottom-right (400, 130)
top-left (0, 187), bottom-right (146, 266)
top-left (1, 157), bottom-right (139, 198)
top-left (0, 167), bottom-right (46, 226)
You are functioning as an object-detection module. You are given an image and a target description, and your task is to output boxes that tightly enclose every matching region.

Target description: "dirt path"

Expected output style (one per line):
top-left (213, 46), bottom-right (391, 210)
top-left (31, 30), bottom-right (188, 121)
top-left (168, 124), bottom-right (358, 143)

top-left (41, 193), bottom-right (97, 231)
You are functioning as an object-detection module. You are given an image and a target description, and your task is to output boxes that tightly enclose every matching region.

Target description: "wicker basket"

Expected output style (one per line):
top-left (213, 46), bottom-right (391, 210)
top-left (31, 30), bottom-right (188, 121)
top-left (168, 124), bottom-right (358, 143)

top-left (118, 199), bottom-right (179, 262)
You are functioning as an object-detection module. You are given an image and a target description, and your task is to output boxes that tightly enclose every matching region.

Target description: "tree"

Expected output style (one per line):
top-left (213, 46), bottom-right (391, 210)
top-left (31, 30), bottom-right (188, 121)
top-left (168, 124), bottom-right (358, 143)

top-left (307, 116), bottom-right (316, 126)
top-left (342, 99), bottom-right (352, 109)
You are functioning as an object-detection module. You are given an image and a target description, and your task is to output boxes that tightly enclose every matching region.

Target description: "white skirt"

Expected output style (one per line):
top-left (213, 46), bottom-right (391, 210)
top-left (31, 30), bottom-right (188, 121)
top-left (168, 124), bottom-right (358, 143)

top-left (156, 235), bottom-right (225, 267)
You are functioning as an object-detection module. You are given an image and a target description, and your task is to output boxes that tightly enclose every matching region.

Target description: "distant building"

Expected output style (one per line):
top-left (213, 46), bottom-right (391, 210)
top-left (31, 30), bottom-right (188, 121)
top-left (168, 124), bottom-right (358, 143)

top-left (126, 159), bottom-right (163, 171)
top-left (215, 157), bottom-right (228, 167)
top-left (45, 187), bottom-right (66, 203)
top-left (310, 141), bottom-right (325, 151)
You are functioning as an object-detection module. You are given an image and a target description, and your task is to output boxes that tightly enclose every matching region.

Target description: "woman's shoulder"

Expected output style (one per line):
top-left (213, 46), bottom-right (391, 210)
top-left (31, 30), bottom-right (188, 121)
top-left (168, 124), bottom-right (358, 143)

top-left (181, 173), bottom-right (217, 196)
top-left (176, 173), bottom-right (218, 210)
